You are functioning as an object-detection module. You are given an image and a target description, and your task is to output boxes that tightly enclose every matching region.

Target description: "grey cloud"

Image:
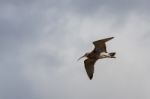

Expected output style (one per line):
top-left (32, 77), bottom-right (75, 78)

top-left (1, 0), bottom-right (150, 99)
top-left (69, 0), bottom-right (150, 15)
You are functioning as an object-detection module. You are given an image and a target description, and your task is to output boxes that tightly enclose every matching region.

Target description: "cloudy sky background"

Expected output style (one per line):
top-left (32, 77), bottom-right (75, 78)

top-left (1, 0), bottom-right (150, 99)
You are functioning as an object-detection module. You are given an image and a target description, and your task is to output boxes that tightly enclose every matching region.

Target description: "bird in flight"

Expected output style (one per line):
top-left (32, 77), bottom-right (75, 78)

top-left (78, 37), bottom-right (116, 80)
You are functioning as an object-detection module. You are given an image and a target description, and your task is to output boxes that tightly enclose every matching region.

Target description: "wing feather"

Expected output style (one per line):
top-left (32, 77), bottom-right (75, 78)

top-left (93, 37), bottom-right (114, 53)
top-left (84, 59), bottom-right (97, 80)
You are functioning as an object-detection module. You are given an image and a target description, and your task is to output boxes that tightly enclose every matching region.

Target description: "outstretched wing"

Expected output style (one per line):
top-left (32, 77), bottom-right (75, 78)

top-left (93, 37), bottom-right (114, 53)
top-left (84, 59), bottom-right (97, 80)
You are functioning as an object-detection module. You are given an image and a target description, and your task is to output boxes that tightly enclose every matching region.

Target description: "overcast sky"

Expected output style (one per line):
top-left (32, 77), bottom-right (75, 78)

top-left (1, 0), bottom-right (150, 99)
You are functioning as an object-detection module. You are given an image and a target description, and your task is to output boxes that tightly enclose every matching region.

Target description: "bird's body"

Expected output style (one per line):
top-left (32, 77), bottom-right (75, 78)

top-left (87, 51), bottom-right (112, 59)
top-left (78, 37), bottom-right (116, 80)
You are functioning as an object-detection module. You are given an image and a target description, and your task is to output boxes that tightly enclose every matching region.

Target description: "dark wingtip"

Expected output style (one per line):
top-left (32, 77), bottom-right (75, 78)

top-left (89, 75), bottom-right (93, 80)
top-left (110, 37), bottom-right (114, 39)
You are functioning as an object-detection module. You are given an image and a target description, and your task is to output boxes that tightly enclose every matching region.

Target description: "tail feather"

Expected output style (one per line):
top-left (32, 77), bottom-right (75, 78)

top-left (109, 52), bottom-right (116, 58)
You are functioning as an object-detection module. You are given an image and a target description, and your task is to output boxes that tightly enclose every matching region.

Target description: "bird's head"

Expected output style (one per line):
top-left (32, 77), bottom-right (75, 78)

top-left (78, 52), bottom-right (89, 61)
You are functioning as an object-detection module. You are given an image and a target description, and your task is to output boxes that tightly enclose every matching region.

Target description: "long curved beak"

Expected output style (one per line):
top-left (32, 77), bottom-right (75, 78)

top-left (77, 55), bottom-right (85, 61)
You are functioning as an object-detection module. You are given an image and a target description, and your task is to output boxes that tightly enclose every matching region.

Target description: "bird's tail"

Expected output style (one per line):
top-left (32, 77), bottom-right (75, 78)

top-left (109, 52), bottom-right (116, 58)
